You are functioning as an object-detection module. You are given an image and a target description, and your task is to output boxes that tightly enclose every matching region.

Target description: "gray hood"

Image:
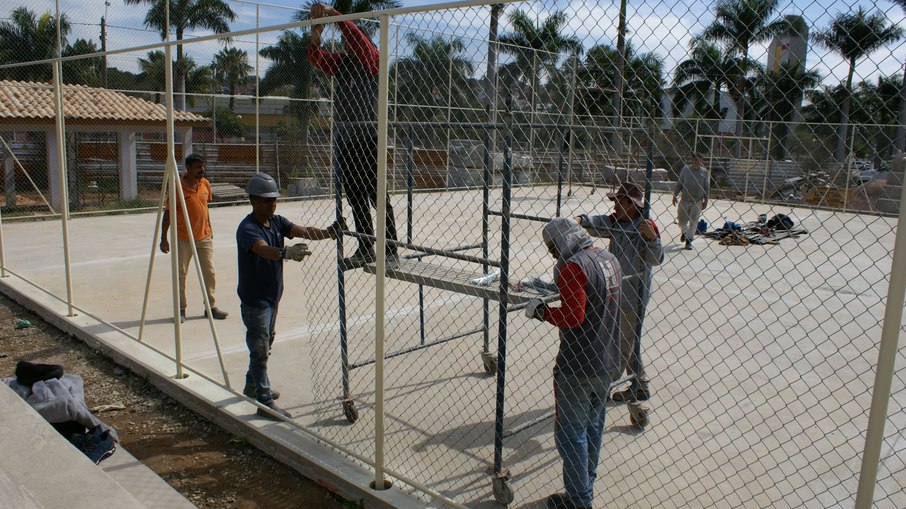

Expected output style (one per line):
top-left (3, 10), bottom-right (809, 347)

top-left (543, 217), bottom-right (594, 276)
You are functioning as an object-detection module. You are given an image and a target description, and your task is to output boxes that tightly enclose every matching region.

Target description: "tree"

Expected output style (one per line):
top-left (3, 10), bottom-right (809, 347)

top-left (139, 50), bottom-right (211, 106)
top-left (498, 9), bottom-right (581, 106)
top-left (579, 41), bottom-right (664, 121)
top-left (756, 61), bottom-right (821, 159)
top-left (892, 0), bottom-right (906, 155)
top-left (62, 39), bottom-right (103, 86)
top-left (812, 7), bottom-right (904, 161)
top-left (207, 107), bottom-right (245, 140)
top-left (673, 36), bottom-right (753, 122)
top-left (124, 0), bottom-right (236, 111)
top-left (296, 0), bottom-right (401, 37)
top-left (703, 0), bottom-right (788, 157)
top-left (391, 33), bottom-right (476, 128)
top-left (212, 47), bottom-right (252, 111)
top-left (0, 7), bottom-right (70, 82)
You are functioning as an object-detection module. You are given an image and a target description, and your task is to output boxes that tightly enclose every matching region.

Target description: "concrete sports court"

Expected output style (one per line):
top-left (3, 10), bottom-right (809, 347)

top-left (3, 185), bottom-right (904, 507)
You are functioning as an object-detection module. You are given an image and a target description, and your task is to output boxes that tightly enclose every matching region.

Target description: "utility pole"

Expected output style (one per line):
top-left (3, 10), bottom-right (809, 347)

top-left (101, 1), bottom-right (110, 88)
top-left (611, 0), bottom-right (627, 155)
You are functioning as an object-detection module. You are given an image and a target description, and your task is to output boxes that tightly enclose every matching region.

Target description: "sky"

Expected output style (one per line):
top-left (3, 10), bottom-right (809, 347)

top-left (3, 0), bottom-right (905, 91)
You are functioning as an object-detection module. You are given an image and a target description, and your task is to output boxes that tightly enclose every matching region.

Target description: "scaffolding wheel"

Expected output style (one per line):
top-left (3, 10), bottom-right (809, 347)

top-left (342, 400), bottom-right (358, 423)
top-left (481, 350), bottom-right (498, 375)
top-left (628, 402), bottom-right (650, 430)
top-left (492, 471), bottom-right (514, 505)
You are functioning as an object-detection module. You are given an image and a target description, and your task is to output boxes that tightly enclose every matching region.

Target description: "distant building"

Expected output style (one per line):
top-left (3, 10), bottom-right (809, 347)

top-left (767, 15), bottom-right (808, 74)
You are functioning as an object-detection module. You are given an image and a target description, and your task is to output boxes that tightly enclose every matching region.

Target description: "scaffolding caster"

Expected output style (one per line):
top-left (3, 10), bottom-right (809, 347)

top-left (628, 401), bottom-right (650, 430)
top-left (492, 470), bottom-right (514, 505)
top-left (481, 349), bottom-right (498, 375)
top-left (342, 399), bottom-right (358, 423)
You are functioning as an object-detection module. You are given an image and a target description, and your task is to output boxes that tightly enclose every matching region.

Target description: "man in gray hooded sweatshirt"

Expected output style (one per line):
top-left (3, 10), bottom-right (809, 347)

top-left (576, 182), bottom-right (664, 403)
top-left (525, 217), bottom-right (622, 509)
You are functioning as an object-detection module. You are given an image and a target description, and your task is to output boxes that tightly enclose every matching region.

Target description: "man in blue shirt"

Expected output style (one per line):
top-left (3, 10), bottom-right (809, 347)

top-left (237, 173), bottom-right (340, 420)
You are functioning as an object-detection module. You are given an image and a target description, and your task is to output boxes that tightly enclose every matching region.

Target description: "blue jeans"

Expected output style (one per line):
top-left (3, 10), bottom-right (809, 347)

top-left (241, 303), bottom-right (278, 404)
top-left (554, 370), bottom-right (614, 507)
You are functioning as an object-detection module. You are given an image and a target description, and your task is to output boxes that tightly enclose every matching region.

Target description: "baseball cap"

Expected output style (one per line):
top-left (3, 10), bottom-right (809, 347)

top-left (606, 181), bottom-right (645, 209)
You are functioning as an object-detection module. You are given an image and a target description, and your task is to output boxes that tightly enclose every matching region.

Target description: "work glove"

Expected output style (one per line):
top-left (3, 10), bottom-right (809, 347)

top-left (524, 299), bottom-right (546, 321)
top-left (283, 243), bottom-right (311, 262)
top-left (326, 217), bottom-right (347, 239)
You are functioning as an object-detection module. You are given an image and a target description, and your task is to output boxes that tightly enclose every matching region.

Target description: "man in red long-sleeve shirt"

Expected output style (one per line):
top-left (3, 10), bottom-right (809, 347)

top-left (308, 3), bottom-right (399, 269)
top-left (525, 217), bottom-right (622, 509)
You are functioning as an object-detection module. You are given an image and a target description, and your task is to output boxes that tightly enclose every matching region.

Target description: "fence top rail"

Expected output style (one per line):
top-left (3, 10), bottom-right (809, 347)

top-left (0, 0), bottom-right (521, 71)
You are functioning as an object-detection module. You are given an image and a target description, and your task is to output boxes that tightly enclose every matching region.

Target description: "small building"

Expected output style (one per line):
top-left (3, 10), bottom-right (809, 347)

top-left (0, 80), bottom-right (209, 210)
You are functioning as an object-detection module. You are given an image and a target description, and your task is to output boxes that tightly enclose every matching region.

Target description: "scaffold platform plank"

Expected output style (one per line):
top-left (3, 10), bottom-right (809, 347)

top-left (362, 259), bottom-right (554, 305)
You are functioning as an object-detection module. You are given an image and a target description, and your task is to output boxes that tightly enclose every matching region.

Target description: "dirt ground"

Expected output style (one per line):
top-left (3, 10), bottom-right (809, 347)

top-left (0, 293), bottom-right (351, 509)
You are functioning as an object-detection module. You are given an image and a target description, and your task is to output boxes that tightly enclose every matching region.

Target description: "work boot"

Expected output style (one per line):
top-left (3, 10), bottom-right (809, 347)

top-left (243, 384), bottom-right (280, 400)
top-left (546, 493), bottom-right (591, 509)
top-left (680, 232), bottom-right (686, 243)
top-left (685, 239), bottom-right (693, 250)
top-left (342, 248), bottom-right (376, 270)
top-left (611, 385), bottom-right (650, 403)
top-left (179, 310), bottom-right (186, 324)
top-left (204, 307), bottom-right (229, 320)
top-left (256, 401), bottom-right (291, 420)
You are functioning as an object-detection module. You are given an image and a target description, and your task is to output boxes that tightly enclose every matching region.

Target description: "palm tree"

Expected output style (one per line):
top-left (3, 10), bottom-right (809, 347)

top-left (124, 0), bottom-right (236, 111)
top-left (62, 39), bottom-right (103, 86)
top-left (139, 50), bottom-right (210, 106)
top-left (498, 9), bottom-right (581, 106)
top-left (212, 47), bottom-right (252, 111)
top-left (0, 7), bottom-right (70, 82)
top-left (757, 61), bottom-right (821, 159)
top-left (578, 41), bottom-right (664, 121)
top-left (392, 34), bottom-right (475, 125)
top-left (296, 0), bottom-right (401, 37)
top-left (812, 7), bottom-right (904, 162)
top-left (673, 36), bottom-right (753, 122)
top-left (703, 0), bottom-right (788, 157)
top-left (892, 0), bottom-right (906, 156)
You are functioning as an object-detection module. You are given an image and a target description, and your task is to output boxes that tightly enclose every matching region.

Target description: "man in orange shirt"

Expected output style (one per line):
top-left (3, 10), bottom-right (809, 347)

top-left (160, 154), bottom-right (228, 323)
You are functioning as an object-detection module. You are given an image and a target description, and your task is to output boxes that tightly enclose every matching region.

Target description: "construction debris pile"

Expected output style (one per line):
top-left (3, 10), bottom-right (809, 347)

top-left (702, 214), bottom-right (809, 246)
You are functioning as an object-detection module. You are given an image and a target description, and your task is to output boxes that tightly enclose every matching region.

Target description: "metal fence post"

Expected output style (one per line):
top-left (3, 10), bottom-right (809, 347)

top-left (53, 0), bottom-right (75, 317)
top-left (372, 12), bottom-right (391, 491)
top-left (854, 166), bottom-right (906, 508)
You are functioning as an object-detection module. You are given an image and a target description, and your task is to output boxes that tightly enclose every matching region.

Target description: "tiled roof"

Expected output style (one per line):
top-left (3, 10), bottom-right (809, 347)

top-left (0, 80), bottom-right (209, 126)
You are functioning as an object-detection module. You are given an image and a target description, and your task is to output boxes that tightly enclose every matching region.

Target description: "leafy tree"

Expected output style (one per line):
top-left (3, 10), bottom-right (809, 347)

top-left (212, 47), bottom-right (252, 110)
top-left (124, 0), bottom-right (236, 111)
top-left (812, 7), bottom-right (904, 161)
top-left (703, 0), bottom-right (788, 156)
top-left (0, 7), bottom-right (70, 82)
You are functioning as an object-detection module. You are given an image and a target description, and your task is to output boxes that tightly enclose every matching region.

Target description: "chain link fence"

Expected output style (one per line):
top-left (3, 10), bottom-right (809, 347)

top-left (1, 0), bottom-right (905, 507)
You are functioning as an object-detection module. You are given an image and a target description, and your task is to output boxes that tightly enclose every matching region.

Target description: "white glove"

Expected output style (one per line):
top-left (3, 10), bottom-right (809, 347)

top-left (283, 243), bottom-right (311, 262)
top-left (524, 299), bottom-right (546, 321)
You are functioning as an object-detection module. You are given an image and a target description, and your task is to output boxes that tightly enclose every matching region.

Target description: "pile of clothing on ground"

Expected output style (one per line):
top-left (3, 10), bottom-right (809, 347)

top-left (3, 361), bottom-right (118, 464)
top-left (701, 213), bottom-right (809, 246)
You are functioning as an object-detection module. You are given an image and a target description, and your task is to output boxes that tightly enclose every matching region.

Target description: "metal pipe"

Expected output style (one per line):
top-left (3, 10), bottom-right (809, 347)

top-left (556, 128), bottom-right (565, 216)
top-left (0, 136), bottom-right (55, 213)
top-left (566, 53), bottom-right (578, 198)
top-left (482, 128), bottom-right (492, 353)
top-left (854, 160), bottom-right (906, 508)
top-left (403, 241), bottom-right (483, 260)
top-left (373, 13), bottom-right (390, 490)
top-left (350, 326), bottom-right (485, 369)
top-left (405, 127), bottom-right (425, 346)
top-left (164, 0), bottom-right (185, 379)
top-left (138, 168), bottom-right (171, 342)
top-left (342, 230), bottom-right (501, 267)
top-left (255, 4), bottom-right (260, 174)
top-left (493, 105), bottom-right (513, 475)
top-left (53, 0), bottom-right (75, 318)
top-left (172, 170), bottom-right (230, 385)
top-left (762, 128), bottom-right (773, 199)
top-left (0, 194), bottom-right (5, 278)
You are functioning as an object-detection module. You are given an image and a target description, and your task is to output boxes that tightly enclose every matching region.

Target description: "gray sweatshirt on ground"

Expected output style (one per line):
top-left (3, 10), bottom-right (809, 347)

top-left (673, 165), bottom-right (710, 202)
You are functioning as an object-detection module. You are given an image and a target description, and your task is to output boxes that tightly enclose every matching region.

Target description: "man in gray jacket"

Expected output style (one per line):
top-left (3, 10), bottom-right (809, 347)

top-left (672, 153), bottom-right (709, 250)
top-left (576, 182), bottom-right (664, 402)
